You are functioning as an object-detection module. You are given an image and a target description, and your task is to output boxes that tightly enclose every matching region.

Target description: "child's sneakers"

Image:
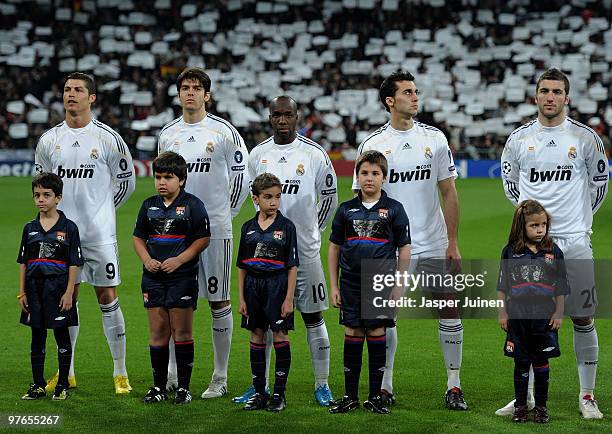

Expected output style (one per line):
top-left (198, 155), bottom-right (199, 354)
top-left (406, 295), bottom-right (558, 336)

top-left (52, 386), bottom-right (68, 401)
top-left (533, 405), bottom-right (549, 423)
top-left (142, 386), bottom-right (167, 404)
top-left (512, 404), bottom-right (529, 423)
top-left (174, 388), bottom-right (192, 405)
top-left (243, 392), bottom-right (269, 411)
top-left (363, 395), bottom-right (390, 414)
top-left (22, 384), bottom-right (46, 400)
top-left (329, 396), bottom-right (360, 414)
top-left (266, 393), bottom-right (287, 412)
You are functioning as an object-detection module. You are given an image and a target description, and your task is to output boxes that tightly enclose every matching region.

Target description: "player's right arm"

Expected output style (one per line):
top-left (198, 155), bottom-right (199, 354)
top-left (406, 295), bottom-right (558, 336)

top-left (497, 246), bottom-right (510, 331)
top-left (236, 224), bottom-right (248, 316)
top-left (132, 202), bottom-right (161, 273)
top-left (501, 136), bottom-right (521, 206)
top-left (34, 131), bottom-right (55, 173)
top-left (328, 205), bottom-right (346, 308)
top-left (238, 268), bottom-right (247, 316)
top-left (17, 226), bottom-right (29, 312)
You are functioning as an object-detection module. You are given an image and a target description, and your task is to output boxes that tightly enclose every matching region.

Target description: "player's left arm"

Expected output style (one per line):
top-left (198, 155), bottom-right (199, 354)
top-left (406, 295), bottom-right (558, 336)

top-left (282, 266), bottom-right (297, 318)
top-left (584, 133), bottom-right (609, 214)
top-left (106, 133), bottom-right (136, 208)
top-left (225, 132), bottom-right (250, 218)
top-left (436, 135), bottom-right (460, 262)
top-left (61, 222), bottom-right (83, 311)
top-left (283, 222), bottom-right (299, 316)
top-left (315, 153), bottom-right (338, 231)
top-left (391, 205), bottom-right (411, 300)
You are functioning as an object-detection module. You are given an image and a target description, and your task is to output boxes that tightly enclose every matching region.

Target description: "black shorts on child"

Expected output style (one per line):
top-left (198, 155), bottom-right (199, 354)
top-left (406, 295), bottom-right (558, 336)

top-left (339, 274), bottom-right (395, 329)
top-left (141, 272), bottom-right (198, 310)
top-left (20, 275), bottom-right (78, 329)
top-left (241, 273), bottom-right (294, 332)
top-left (504, 318), bottom-right (561, 361)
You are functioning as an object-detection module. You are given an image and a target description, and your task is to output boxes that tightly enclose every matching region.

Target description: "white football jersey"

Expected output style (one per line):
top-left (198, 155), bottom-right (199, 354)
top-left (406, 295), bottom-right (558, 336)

top-left (353, 122), bottom-right (457, 255)
top-left (35, 119), bottom-right (135, 246)
top-left (158, 114), bottom-right (249, 239)
top-left (248, 135), bottom-right (338, 264)
top-left (501, 117), bottom-right (609, 236)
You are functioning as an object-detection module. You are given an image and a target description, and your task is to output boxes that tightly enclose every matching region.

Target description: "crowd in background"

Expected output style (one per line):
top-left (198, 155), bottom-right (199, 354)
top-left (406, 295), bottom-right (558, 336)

top-left (1, 0), bottom-right (611, 159)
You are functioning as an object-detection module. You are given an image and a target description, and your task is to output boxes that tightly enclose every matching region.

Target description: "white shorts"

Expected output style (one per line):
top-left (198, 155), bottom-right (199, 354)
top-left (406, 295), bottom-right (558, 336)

top-left (295, 258), bottom-right (329, 313)
top-left (198, 238), bottom-right (232, 302)
top-left (77, 243), bottom-right (121, 287)
top-left (554, 234), bottom-right (597, 317)
top-left (406, 247), bottom-right (454, 293)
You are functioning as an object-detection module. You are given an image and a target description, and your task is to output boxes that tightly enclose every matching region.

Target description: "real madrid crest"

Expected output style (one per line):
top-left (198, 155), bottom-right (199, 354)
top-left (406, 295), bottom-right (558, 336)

top-left (90, 148), bottom-right (99, 160)
top-left (206, 142), bottom-right (214, 154)
top-left (568, 146), bottom-right (577, 159)
top-left (424, 147), bottom-right (433, 159)
top-left (296, 163), bottom-right (305, 176)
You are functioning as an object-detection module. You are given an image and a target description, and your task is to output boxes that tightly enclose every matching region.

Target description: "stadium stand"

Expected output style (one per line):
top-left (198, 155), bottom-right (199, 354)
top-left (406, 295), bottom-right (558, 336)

top-left (0, 0), bottom-right (610, 160)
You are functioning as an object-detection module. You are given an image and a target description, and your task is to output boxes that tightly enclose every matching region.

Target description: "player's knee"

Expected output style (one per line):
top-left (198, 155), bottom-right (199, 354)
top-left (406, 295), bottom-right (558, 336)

top-left (172, 329), bottom-right (193, 342)
top-left (366, 327), bottom-right (385, 337)
top-left (149, 329), bottom-right (171, 346)
top-left (344, 326), bottom-right (365, 337)
top-left (273, 330), bottom-right (289, 342)
top-left (250, 329), bottom-right (265, 344)
top-left (301, 311), bottom-right (322, 325)
top-left (209, 300), bottom-right (230, 310)
top-left (571, 316), bottom-right (593, 326)
top-left (95, 286), bottom-right (117, 305)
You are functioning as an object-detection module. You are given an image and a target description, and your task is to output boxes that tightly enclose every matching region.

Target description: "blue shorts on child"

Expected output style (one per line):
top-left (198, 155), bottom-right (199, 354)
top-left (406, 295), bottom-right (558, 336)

top-left (241, 273), bottom-right (294, 332)
top-left (141, 272), bottom-right (198, 310)
top-left (20, 275), bottom-right (78, 329)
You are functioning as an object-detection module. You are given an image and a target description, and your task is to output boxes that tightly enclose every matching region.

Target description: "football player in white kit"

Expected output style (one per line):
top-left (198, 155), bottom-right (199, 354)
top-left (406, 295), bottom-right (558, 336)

top-left (353, 71), bottom-right (467, 410)
top-left (499, 68), bottom-right (608, 419)
top-left (234, 96), bottom-right (337, 406)
top-left (158, 68), bottom-right (250, 399)
top-left (35, 72), bottom-right (135, 394)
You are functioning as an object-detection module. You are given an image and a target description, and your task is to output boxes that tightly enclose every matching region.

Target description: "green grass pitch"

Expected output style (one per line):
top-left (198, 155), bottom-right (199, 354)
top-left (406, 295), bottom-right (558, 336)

top-left (0, 176), bottom-right (610, 433)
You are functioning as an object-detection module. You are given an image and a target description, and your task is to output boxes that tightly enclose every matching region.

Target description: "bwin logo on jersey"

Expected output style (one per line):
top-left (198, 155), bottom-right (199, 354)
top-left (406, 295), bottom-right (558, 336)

top-left (388, 166), bottom-right (431, 183)
top-left (187, 158), bottom-right (211, 172)
top-left (57, 165), bottom-right (94, 179)
top-left (529, 166), bottom-right (572, 182)
top-left (281, 179), bottom-right (300, 194)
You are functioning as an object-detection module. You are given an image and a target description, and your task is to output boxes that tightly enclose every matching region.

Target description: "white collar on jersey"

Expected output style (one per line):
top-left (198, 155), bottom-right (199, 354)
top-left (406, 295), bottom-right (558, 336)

top-left (272, 136), bottom-right (300, 147)
top-left (535, 117), bottom-right (568, 132)
top-left (387, 123), bottom-right (416, 135)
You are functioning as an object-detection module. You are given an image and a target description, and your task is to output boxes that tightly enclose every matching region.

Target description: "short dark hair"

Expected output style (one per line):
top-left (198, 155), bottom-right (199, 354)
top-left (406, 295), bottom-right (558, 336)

top-left (153, 151), bottom-right (188, 182)
top-left (379, 71), bottom-right (415, 112)
top-left (64, 72), bottom-right (96, 95)
top-left (177, 67), bottom-right (212, 93)
top-left (536, 68), bottom-right (570, 95)
top-left (355, 150), bottom-right (388, 177)
top-left (508, 199), bottom-right (553, 252)
top-left (251, 173), bottom-right (282, 196)
top-left (32, 172), bottom-right (63, 196)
